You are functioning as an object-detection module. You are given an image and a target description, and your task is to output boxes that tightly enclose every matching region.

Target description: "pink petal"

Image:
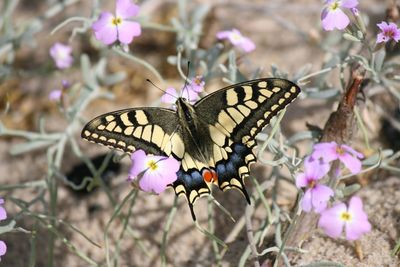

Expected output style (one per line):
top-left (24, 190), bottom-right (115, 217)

top-left (0, 240), bottom-right (6, 257)
top-left (345, 196), bottom-right (371, 240)
top-left (0, 207), bottom-right (7, 221)
top-left (92, 12), bottom-right (118, 45)
top-left (238, 37), bottom-right (256, 52)
top-left (321, 8), bottom-right (350, 31)
top-left (341, 0), bottom-right (358, 8)
top-left (341, 144), bottom-right (363, 159)
top-left (295, 173), bottom-right (308, 188)
top-left (301, 189), bottom-right (313, 212)
top-left (304, 156), bottom-right (330, 181)
top-left (183, 88), bottom-right (200, 103)
top-left (161, 87), bottom-right (178, 104)
top-left (140, 171), bottom-right (165, 194)
top-left (393, 30), bottom-right (400, 42)
top-left (318, 202), bottom-right (347, 238)
top-left (128, 150), bottom-right (148, 179)
top-left (115, 0), bottom-right (139, 19)
top-left (216, 30), bottom-right (231, 39)
top-left (312, 142), bottom-right (338, 162)
top-left (376, 32), bottom-right (388, 43)
top-left (117, 20), bottom-right (141, 44)
top-left (312, 184), bottom-right (334, 213)
top-left (338, 153), bottom-right (362, 174)
top-left (377, 21), bottom-right (389, 31)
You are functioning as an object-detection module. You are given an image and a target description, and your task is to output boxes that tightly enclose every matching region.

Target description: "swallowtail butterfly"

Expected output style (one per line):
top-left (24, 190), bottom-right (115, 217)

top-left (81, 78), bottom-right (300, 220)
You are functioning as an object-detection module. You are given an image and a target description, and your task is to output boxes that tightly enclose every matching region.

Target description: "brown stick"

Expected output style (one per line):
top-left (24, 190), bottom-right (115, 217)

top-left (272, 65), bottom-right (366, 266)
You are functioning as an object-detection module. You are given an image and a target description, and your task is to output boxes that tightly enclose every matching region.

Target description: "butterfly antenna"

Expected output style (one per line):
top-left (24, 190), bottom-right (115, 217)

top-left (146, 79), bottom-right (177, 100)
top-left (180, 61), bottom-right (191, 99)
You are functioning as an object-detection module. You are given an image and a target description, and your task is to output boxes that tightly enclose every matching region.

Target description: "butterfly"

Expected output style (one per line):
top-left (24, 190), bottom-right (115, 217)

top-left (81, 78), bottom-right (301, 220)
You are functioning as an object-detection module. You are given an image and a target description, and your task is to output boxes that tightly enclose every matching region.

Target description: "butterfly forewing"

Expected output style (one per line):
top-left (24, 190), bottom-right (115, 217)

top-left (194, 78), bottom-right (301, 148)
top-left (81, 107), bottom-right (181, 156)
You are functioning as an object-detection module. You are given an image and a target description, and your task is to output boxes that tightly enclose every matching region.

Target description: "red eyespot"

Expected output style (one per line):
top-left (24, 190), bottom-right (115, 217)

top-left (202, 169), bottom-right (217, 183)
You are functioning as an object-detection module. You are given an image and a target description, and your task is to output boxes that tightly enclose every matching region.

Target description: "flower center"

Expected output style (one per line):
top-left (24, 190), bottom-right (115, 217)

top-left (194, 77), bottom-right (201, 85)
top-left (385, 29), bottom-right (395, 38)
top-left (307, 179), bottom-right (316, 188)
top-left (336, 146), bottom-right (345, 155)
top-left (231, 32), bottom-right (243, 42)
top-left (112, 17), bottom-right (122, 26)
top-left (340, 211), bottom-right (352, 221)
top-left (147, 160), bottom-right (158, 171)
top-left (329, 1), bottom-right (341, 10)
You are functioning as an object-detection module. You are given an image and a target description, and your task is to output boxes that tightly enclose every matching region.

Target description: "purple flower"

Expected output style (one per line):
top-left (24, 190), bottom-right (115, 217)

top-left (0, 198), bottom-right (6, 222)
top-left (318, 196), bottom-right (371, 240)
top-left (0, 240), bottom-right (6, 261)
top-left (49, 80), bottom-right (70, 101)
top-left (49, 43), bottom-right (73, 69)
top-left (216, 29), bottom-right (255, 53)
top-left (296, 157), bottom-right (334, 213)
top-left (92, 0), bottom-right (141, 45)
top-left (49, 90), bottom-right (62, 101)
top-left (189, 75), bottom-right (205, 93)
top-left (312, 141), bottom-right (363, 174)
top-left (321, 0), bottom-right (358, 31)
top-left (128, 150), bottom-right (180, 194)
top-left (376, 21), bottom-right (400, 43)
top-left (161, 87), bottom-right (200, 106)
top-left (0, 198), bottom-right (7, 261)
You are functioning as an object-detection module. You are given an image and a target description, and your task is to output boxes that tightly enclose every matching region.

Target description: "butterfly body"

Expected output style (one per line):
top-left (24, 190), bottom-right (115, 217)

top-left (81, 78), bottom-right (301, 219)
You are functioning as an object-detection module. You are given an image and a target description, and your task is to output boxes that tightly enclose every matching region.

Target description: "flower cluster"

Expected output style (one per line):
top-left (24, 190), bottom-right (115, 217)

top-left (128, 150), bottom-right (180, 194)
top-left (295, 142), bottom-right (370, 240)
top-left (92, 0), bottom-right (141, 45)
top-left (0, 198), bottom-right (7, 261)
top-left (161, 75), bottom-right (205, 106)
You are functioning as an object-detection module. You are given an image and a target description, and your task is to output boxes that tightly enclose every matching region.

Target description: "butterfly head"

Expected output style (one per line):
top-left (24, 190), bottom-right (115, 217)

top-left (176, 97), bottom-right (196, 124)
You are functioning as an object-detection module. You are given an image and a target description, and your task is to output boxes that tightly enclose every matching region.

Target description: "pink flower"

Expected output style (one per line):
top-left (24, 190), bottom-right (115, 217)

top-left (312, 142), bottom-right (363, 174)
top-left (49, 80), bottom-right (70, 101)
top-left (321, 0), bottom-right (358, 31)
top-left (0, 198), bottom-right (6, 221)
top-left (49, 90), bottom-right (62, 101)
top-left (128, 150), bottom-right (180, 194)
top-left (318, 196), bottom-right (371, 240)
top-left (161, 87), bottom-right (200, 106)
top-left (0, 240), bottom-right (6, 261)
top-left (189, 75), bottom-right (205, 93)
top-left (376, 21), bottom-right (400, 43)
top-left (0, 198), bottom-right (7, 261)
top-left (216, 29), bottom-right (255, 53)
top-left (92, 0), bottom-right (141, 45)
top-left (296, 157), bottom-right (334, 213)
top-left (49, 43), bottom-right (73, 69)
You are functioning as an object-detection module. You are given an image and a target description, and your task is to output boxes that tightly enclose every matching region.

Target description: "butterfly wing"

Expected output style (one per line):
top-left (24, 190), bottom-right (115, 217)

top-left (194, 78), bottom-right (300, 195)
top-left (81, 107), bottom-right (210, 219)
